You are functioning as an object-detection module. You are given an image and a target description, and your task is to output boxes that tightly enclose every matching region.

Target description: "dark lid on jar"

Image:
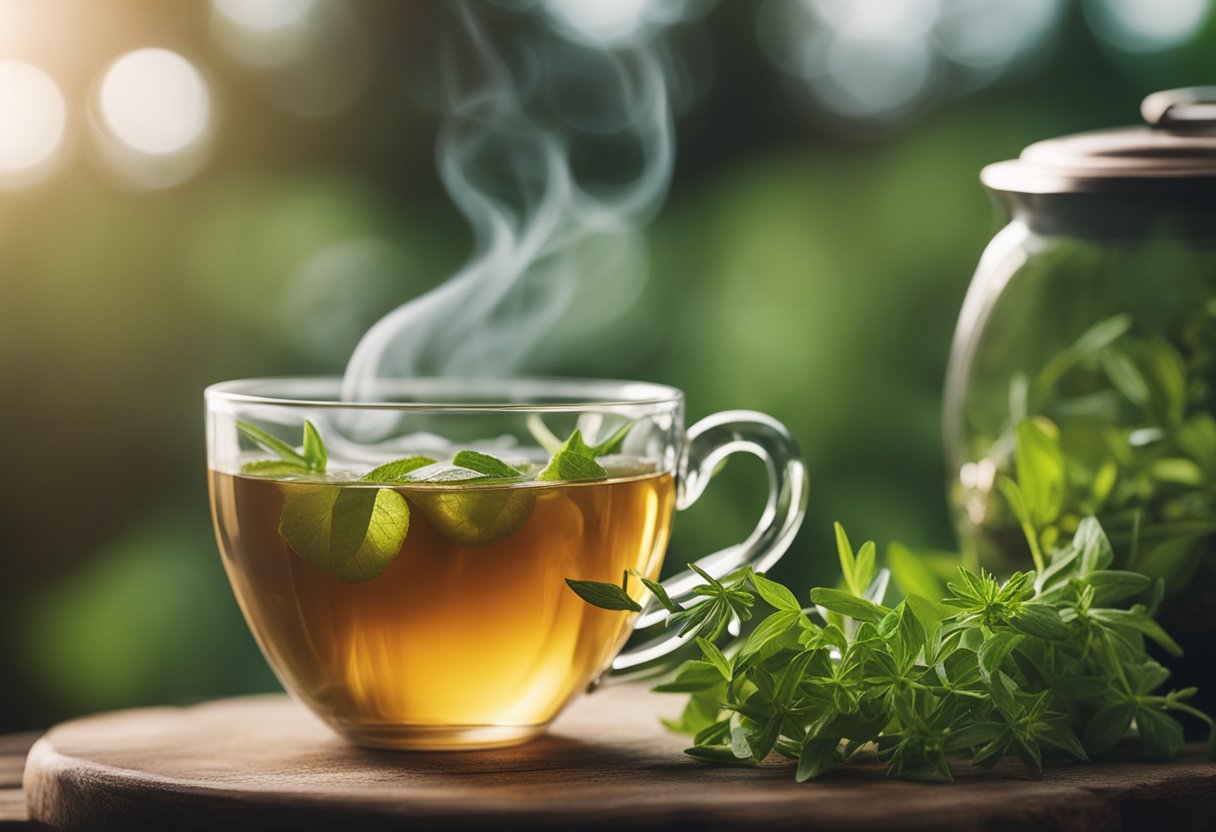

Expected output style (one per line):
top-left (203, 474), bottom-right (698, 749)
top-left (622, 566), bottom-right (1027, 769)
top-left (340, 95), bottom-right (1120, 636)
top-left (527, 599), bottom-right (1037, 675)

top-left (982, 87), bottom-right (1216, 195)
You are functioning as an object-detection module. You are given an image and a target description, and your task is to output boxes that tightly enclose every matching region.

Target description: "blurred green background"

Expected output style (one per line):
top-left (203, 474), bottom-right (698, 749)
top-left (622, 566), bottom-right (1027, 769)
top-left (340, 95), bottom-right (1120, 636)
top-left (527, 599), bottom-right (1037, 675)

top-left (2, 0), bottom-right (1213, 731)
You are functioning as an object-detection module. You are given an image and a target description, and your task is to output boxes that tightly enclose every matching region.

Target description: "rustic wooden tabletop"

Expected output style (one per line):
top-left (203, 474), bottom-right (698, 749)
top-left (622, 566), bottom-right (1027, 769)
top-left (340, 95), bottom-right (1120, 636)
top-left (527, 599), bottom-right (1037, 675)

top-left (7, 684), bottom-right (1216, 831)
top-left (1, 733), bottom-right (38, 830)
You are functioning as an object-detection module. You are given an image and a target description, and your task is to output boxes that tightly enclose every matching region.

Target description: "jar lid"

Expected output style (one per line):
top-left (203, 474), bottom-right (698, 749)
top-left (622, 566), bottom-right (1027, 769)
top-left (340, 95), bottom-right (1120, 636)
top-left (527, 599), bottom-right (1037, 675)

top-left (982, 87), bottom-right (1216, 194)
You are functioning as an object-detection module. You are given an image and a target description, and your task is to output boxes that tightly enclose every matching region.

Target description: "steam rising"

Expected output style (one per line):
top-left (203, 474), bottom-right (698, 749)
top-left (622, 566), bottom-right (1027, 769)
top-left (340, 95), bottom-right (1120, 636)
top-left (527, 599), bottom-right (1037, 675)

top-left (341, 3), bottom-right (676, 401)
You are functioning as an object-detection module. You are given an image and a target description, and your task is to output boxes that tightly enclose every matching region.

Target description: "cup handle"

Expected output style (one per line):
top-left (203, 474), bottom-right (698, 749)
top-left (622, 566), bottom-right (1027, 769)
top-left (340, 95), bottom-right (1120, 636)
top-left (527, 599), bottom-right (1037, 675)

top-left (611, 410), bottom-right (808, 672)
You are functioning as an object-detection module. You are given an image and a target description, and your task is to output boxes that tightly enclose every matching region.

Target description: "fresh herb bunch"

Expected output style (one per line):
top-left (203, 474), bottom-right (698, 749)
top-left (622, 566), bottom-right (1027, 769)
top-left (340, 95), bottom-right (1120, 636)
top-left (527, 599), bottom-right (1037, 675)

top-left (234, 418), bottom-right (631, 581)
top-left (569, 517), bottom-right (1215, 781)
top-left (966, 311), bottom-right (1216, 599)
top-left (962, 307), bottom-right (1216, 716)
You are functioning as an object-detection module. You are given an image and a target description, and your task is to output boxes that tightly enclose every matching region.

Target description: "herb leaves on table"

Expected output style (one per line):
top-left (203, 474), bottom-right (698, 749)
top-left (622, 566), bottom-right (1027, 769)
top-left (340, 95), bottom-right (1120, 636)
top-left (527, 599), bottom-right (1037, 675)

top-left (570, 514), bottom-right (1215, 781)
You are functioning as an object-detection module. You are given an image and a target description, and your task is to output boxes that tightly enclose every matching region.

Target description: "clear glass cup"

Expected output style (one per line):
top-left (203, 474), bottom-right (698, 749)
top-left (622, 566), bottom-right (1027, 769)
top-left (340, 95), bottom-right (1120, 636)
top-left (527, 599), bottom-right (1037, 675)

top-left (206, 377), bottom-right (807, 749)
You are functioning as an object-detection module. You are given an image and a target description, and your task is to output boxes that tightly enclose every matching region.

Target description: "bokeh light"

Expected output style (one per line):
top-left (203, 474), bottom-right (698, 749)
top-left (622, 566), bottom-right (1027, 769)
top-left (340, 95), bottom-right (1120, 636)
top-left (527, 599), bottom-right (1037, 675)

top-left (759, 0), bottom-right (1063, 122)
top-left (91, 48), bottom-right (214, 188)
top-left (936, 0), bottom-right (1063, 77)
top-left (542, 0), bottom-right (711, 47)
top-left (811, 0), bottom-right (938, 35)
top-left (0, 60), bottom-right (67, 188)
top-left (209, 1), bottom-right (371, 117)
top-left (98, 49), bottom-right (211, 156)
top-left (546, 0), bottom-right (652, 45)
top-left (1084, 0), bottom-right (1211, 54)
top-left (211, 0), bottom-right (316, 31)
top-left (822, 29), bottom-right (936, 119)
top-left (209, 0), bottom-right (319, 69)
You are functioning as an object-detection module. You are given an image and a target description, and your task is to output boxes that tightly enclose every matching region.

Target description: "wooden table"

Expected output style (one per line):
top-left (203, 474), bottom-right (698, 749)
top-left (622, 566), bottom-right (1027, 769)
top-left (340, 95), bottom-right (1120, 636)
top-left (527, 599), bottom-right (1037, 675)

top-left (0, 734), bottom-right (38, 830)
top-left (7, 685), bottom-right (1215, 831)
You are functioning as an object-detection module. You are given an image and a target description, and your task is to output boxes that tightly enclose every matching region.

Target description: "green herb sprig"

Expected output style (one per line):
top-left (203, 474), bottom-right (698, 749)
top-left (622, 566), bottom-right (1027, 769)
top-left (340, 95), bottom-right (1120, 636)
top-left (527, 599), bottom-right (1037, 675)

top-left (569, 516), bottom-right (1215, 781)
top-left (972, 311), bottom-right (1216, 599)
top-left (234, 417), bottom-right (633, 581)
top-left (235, 419), bottom-right (327, 477)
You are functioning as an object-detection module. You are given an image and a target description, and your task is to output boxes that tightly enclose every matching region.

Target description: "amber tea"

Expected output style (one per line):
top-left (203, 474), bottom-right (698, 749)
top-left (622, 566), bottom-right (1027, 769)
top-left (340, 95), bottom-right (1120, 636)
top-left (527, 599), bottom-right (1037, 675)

top-left (211, 468), bottom-right (674, 748)
top-left (205, 378), bottom-right (806, 751)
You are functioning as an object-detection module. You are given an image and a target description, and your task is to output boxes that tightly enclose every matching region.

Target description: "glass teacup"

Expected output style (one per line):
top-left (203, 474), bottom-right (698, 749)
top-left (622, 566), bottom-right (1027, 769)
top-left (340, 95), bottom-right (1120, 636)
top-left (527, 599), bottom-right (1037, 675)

top-left (206, 377), bottom-right (806, 749)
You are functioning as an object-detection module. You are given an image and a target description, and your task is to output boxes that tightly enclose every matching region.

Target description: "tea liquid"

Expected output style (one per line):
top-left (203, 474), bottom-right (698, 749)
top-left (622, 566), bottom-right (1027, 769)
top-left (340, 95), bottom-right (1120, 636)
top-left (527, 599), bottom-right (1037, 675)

top-left (210, 471), bottom-right (674, 745)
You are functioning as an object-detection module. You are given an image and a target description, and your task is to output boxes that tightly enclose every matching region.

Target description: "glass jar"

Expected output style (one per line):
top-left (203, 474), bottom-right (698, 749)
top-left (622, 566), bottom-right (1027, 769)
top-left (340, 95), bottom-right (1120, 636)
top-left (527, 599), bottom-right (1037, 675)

top-left (944, 88), bottom-right (1216, 715)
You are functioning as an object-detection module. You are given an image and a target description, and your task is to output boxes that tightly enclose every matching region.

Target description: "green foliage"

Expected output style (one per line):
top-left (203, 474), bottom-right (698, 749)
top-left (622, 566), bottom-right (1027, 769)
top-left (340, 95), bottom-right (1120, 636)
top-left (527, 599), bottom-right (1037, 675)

top-left (362, 456), bottom-right (437, 483)
top-left (236, 419), bottom-right (320, 475)
top-left (236, 419), bottom-right (634, 578)
top-left (537, 428), bottom-right (608, 481)
top-left (569, 518), bottom-right (1215, 782)
top-left (412, 488), bottom-right (537, 547)
top-left (451, 450), bottom-right (525, 479)
top-left (278, 486), bottom-right (409, 583)
top-left (302, 421), bottom-right (327, 472)
top-left (982, 312), bottom-right (1216, 597)
top-left (887, 541), bottom-right (949, 601)
top-left (566, 572), bottom-right (643, 612)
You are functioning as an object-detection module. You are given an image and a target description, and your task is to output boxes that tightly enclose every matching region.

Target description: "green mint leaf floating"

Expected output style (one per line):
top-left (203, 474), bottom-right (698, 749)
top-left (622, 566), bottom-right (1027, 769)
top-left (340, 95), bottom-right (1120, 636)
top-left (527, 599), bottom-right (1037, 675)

top-left (557, 428), bottom-right (596, 457)
top-left (535, 425), bottom-right (635, 482)
top-left (362, 456), bottom-right (436, 484)
top-left (564, 578), bottom-right (643, 612)
top-left (241, 460), bottom-right (312, 478)
top-left (238, 419), bottom-right (327, 475)
top-left (537, 451), bottom-right (607, 482)
top-left (406, 463), bottom-right (499, 483)
top-left (302, 421), bottom-right (326, 472)
top-left (278, 485), bottom-right (409, 583)
top-left (236, 420), bottom-right (310, 468)
top-left (379, 454), bottom-right (534, 548)
top-left (451, 450), bottom-right (524, 479)
top-left (412, 486), bottom-right (536, 548)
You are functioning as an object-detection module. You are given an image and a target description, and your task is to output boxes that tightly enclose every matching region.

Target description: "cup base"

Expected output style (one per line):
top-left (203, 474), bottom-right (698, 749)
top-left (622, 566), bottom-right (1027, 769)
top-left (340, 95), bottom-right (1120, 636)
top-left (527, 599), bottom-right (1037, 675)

top-left (335, 721), bottom-right (550, 751)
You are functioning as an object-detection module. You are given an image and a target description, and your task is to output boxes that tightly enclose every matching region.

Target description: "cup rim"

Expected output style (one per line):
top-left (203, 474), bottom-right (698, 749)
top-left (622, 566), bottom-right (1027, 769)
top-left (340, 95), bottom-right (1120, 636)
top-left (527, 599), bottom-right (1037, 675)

top-left (205, 376), bottom-right (684, 412)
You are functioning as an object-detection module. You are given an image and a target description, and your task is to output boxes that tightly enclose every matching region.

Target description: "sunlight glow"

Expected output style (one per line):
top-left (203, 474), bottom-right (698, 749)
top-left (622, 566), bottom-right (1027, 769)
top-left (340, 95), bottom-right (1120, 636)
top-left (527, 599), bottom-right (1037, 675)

top-left (0, 61), bottom-right (66, 186)
top-left (760, 0), bottom-right (1063, 121)
top-left (1085, 0), bottom-right (1211, 53)
top-left (546, 0), bottom-right (652, 45)
top-left (211, 0), bottom-right (316, 31)
top-left (98, 49), bottom-right (211, 156)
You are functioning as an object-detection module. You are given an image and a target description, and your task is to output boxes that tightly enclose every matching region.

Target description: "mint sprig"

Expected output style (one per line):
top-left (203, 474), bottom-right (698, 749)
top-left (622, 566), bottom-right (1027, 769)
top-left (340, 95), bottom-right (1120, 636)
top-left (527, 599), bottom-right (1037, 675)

top-left (362, 456), bottom-right (436, 484)
top-left (452, 450), bottom-right (524, 479)
top-left (234, 420), bottom-right (638, 577)
top-left (235, 420), bottom-right (410, 582)
top-left (241, 460), bottom-right (320, 478)
top-left (537, 427), bottom-right (624, 482)
top-left (278, 486), bottom-right (409, 583)
top-left (237, 419), bottom-right (323, 475)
